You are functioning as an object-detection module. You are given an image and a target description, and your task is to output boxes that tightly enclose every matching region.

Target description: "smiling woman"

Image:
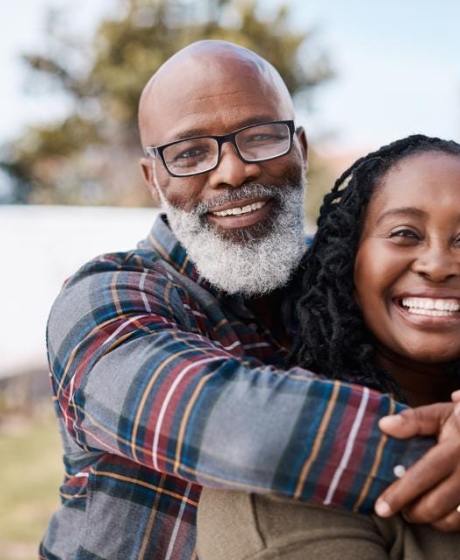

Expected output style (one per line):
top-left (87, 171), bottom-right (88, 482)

top-left (354, 151), bottom-right (460, 405)
top-left (197, 134), bottom-right (460, 560)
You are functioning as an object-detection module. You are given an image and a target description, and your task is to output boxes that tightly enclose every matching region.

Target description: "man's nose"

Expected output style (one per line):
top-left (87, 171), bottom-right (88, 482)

top-left (208, 143), bottom-right (261, 189)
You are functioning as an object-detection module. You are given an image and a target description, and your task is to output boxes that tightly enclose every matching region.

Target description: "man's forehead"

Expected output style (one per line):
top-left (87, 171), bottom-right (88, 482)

top-left (140, 62), bottom-right (286, 146)
top-left (138, 40), bottom-right (295, 151)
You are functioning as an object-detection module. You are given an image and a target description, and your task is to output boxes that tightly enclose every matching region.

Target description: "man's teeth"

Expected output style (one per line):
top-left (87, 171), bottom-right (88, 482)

top-left (212, 201), bottom-right (266, 217)
top-left (401, 297), bottom-right (460, 316)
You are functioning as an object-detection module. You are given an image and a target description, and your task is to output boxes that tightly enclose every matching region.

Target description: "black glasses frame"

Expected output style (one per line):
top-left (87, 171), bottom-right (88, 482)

top-left (145, 120), bottom-right (296, 178)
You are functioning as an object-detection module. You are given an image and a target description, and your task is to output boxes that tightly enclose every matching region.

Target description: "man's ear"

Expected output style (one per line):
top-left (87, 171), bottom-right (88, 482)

top-left (139, 157), bottom-right (160, 205)
top-left (295, 126), bottom-right (308, 171)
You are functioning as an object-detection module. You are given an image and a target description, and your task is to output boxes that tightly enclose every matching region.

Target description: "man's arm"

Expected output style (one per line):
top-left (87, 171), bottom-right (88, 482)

top-left (48, 253), bottom-right (431, 514)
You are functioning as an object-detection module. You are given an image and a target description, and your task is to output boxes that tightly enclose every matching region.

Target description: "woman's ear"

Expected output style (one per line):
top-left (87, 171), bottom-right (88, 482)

top-left (139, 157), bottom-right (160, 204)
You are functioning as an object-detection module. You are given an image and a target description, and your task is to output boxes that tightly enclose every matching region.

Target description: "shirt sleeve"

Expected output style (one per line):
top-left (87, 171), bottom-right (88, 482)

top-left (47, 254), bottom-right (434, 514)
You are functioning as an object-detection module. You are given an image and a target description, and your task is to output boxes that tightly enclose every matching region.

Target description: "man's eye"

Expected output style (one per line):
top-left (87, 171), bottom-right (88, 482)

top-left (245, 132), bottom-right (287, 145)
top-left (248, 133), bottom-right (272, 141)
top-left (175, 146), bottom-right (209, 160)
top-left (167, 144), bottom-right (211, 168)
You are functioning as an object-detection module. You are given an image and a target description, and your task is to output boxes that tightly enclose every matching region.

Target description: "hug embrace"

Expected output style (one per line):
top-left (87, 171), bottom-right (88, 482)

top-left (40, 40), bottom-right (460, 559)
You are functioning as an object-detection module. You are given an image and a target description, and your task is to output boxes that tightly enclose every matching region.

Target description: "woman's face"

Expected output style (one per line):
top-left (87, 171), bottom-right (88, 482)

top-left (354, 151), bottom-right (460, 372)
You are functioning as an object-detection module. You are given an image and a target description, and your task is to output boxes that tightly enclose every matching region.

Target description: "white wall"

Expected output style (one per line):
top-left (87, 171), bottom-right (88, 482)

top-left (0, 205), bottom-right (159, 378)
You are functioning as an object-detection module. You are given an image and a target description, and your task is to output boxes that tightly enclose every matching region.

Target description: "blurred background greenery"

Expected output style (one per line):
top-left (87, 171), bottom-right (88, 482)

top-left (0, 407), bottom-right (61, 560)
top-left (0, 0), bottom-right (339, 222)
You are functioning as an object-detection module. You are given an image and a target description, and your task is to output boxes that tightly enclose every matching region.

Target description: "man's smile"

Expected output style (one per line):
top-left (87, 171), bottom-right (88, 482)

top-left (206, 196), bottom-right (275, 230)
top-left (211, 200), bottom-right (267, 217)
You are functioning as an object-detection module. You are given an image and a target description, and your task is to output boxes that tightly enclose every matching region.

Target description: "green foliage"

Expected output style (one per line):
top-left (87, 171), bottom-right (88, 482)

top-left (0, 410), bottom-right (62, 559)
top-left (1, 0), bottom-right (334, 207)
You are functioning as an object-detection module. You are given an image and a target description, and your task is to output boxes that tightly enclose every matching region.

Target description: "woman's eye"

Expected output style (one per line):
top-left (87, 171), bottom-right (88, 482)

top-left (390, 229), bottom-right (416, 237)
top-left (388, 229), bottom-right (421, 243)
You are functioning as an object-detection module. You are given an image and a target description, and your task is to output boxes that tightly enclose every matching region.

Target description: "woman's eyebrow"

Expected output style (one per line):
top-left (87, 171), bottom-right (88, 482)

top-left (376, 207), bottom-right (425, 225)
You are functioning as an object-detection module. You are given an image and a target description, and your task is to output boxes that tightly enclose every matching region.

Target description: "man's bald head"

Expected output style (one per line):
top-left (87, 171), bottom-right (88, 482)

top-left (138, 40), bottom-right (294, 148)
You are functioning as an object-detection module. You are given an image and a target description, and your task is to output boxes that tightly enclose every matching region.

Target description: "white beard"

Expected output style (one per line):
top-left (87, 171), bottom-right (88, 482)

top-left (156, 181), bottom-right (306, 296)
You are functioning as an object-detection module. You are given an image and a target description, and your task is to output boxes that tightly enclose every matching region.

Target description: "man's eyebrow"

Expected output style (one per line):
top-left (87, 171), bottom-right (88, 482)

top-left (376, 207), bottom-right (425, 225)
top-left (172, 128), bottom-right (210, 141)
top-left (171, 116), bottom-right (281, 142)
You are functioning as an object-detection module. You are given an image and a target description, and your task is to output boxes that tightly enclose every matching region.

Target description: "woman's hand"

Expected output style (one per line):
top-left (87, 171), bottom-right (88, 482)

top-left (376, 394), bottom-right (460, 532)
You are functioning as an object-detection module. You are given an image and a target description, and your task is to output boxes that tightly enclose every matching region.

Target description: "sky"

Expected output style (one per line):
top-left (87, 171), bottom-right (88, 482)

top-left (1, 0), bottom-right (460, 160)
top-left (290, 0), bottom-right (460, 156)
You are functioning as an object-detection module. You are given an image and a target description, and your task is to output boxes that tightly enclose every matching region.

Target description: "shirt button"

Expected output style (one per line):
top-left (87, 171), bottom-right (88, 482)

top-left (248, 323), bottom-right (258, 331)
top-left (393, 465), bottom-right (406, 478)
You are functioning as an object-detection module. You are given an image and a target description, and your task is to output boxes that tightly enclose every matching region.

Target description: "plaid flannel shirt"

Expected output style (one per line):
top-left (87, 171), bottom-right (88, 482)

top-left (40, 214), bottom-right (433, 560)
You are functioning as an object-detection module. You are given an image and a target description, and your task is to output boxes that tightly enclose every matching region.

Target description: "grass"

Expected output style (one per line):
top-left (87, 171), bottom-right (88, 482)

top-left (0, 407), bottom-right (63, 560)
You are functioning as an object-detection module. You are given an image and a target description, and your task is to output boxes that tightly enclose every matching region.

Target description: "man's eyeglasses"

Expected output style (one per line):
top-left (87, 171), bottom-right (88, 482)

top-left (145, 120), bottom-right (296, 178)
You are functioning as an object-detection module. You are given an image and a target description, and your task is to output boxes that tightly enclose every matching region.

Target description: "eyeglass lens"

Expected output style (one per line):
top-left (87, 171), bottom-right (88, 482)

top-left (162, 122), bottom-right (291, 176)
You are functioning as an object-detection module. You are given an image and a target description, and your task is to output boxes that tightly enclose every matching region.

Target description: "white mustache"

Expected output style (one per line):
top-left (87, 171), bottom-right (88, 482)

top-left (193, 184), bottom-right (280, 215)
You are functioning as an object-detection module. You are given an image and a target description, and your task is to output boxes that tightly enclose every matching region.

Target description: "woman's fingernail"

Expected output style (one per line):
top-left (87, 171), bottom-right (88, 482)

top-left (379, 415), bottom-right (403, 428)
top-left (375, 500), bottom-right (392, 517)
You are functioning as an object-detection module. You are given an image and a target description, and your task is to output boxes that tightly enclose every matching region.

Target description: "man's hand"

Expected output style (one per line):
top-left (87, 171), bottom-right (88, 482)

top-left (375, 395), bottom-right (460, 532)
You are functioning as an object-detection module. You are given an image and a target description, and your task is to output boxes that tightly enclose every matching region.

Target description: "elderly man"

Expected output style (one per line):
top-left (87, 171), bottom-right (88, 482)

top-left (40, 40), bottom-right (460, 559)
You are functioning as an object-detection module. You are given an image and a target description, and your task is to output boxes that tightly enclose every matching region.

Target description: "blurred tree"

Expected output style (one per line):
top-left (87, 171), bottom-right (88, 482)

top-left (0, 0), bottom-right (334, 221)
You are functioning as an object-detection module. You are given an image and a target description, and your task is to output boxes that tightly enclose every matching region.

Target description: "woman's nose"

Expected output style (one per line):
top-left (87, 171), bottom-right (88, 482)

top-left (412, 244), bottom-right (460, 282)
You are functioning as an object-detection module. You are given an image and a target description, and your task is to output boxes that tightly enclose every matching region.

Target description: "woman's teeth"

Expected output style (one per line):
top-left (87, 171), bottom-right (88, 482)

top-left (212, 201), bottom-right (266, 217)
top-left (401, 297), bottom-right (460, 316)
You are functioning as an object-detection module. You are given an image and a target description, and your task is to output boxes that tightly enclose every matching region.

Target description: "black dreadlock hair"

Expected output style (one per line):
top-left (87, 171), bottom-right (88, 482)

top-left (289, 134), bottom-right (460, 403)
